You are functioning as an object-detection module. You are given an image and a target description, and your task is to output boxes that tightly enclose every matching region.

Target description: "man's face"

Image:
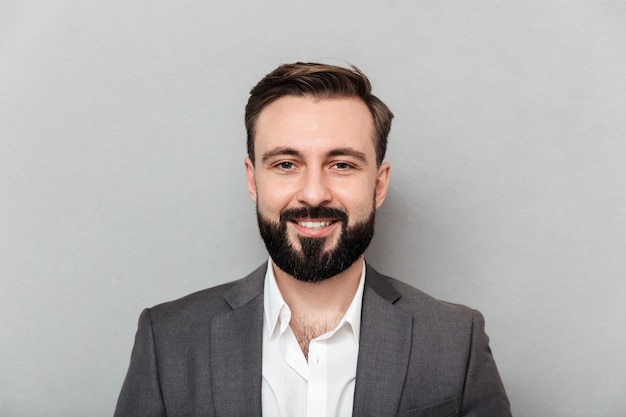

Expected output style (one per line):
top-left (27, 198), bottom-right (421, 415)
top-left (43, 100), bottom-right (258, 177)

top-left (245, 95), bottom-right (390, 282)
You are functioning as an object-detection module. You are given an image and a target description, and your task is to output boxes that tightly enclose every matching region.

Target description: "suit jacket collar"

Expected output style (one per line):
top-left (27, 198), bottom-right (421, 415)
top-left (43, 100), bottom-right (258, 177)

top-left (210, 264), bottom-right (265, 417)
top-left (352, 264), bottom-right (413, 417)
top-left (209, 263), bottom-right (412, 417)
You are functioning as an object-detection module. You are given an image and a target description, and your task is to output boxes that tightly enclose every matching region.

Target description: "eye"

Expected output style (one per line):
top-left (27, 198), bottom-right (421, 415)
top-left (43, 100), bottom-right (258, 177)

top-left (276, 161), bottom-right (295, 170)
top-left (333, 162), bottom-right (352, 170)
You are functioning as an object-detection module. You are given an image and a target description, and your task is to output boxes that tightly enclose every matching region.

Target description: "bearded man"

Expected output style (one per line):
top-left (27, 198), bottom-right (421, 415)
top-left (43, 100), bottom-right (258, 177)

top-left (115, 62), bottom-right (512, 417)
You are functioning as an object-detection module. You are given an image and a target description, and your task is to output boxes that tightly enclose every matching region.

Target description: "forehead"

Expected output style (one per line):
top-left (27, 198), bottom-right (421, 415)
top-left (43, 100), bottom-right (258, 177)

top-left (254, 95), bottom-right (376, 156)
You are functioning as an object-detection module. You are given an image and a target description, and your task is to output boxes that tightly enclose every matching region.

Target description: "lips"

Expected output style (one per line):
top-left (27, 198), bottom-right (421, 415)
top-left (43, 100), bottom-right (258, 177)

top-left (297, 220), bottom-right (333, 229)
top-left (280, 207), bottom-right (348, 225)
top-left (280, 207), bottom-right (347, 239)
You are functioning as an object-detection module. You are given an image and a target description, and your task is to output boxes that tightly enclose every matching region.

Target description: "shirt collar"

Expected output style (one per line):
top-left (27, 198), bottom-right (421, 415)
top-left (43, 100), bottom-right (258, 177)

top-left (263, 258), bottom-right (366, 344)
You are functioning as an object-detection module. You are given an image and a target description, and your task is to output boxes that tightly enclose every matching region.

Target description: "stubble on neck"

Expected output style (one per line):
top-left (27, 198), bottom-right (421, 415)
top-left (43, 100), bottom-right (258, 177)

top-left (272, 256), bottom-right (364, 360)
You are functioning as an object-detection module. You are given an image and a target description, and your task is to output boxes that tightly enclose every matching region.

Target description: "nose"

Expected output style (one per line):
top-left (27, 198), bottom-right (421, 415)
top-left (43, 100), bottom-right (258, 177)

top-left (296, 167), bottom-right (332, 207)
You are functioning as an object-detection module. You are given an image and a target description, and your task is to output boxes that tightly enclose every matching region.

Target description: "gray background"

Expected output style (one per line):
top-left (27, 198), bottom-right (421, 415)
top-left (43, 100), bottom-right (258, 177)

top-left (1, 1), bottom-right (625, 416)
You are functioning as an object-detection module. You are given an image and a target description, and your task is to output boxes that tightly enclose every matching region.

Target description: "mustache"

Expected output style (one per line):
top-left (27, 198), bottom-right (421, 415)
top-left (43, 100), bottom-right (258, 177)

top-left (279, 206), bottom-right (348, 223)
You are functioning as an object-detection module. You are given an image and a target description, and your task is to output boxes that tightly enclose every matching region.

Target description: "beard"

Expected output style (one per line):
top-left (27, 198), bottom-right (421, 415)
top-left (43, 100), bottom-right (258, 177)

top-left (256, 205), bottom-right (376, 283)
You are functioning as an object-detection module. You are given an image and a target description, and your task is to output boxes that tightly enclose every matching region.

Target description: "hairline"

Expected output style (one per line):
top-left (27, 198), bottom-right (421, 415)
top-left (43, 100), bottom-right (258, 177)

top-left (248, 92), bottom-right (380, 166)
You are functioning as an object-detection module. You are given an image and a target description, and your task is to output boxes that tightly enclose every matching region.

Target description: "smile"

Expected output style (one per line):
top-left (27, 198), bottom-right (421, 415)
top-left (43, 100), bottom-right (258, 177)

top-left (297, 220), bottom-right (333, 229)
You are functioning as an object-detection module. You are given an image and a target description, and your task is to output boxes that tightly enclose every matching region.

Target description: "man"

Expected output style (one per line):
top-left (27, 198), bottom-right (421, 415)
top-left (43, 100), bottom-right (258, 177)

top-left (115, 62), bottom-right (512, 417)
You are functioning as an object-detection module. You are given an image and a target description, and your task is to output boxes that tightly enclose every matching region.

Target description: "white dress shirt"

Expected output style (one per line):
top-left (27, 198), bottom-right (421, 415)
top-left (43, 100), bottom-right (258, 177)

top-left (261, 258), bottom-right (366, 417)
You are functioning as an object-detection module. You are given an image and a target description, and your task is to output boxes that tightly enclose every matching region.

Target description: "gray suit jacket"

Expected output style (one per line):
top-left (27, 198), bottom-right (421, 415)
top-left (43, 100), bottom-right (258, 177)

top-left (115, 264), bottom-right (511, 417)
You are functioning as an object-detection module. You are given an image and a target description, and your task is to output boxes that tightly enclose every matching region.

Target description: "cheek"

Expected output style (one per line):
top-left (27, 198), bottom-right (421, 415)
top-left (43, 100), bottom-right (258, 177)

top-left (334, 186), bottom-right (376, 222)
top-left (255, 183), bottom-right (294, 213)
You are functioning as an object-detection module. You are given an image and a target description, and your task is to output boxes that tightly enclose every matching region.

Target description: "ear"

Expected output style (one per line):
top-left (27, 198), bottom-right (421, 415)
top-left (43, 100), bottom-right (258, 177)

top-left (374, 162), bottom-right (390, 209)
top-left (244, 157), bottom-right (257, 203)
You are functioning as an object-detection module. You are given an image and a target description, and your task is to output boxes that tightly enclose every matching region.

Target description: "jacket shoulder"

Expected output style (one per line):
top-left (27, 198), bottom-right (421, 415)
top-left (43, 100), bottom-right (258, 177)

top-left (366, 265), bottom-right (477, 325)
top-left (364, 266), bottom-right (512, 416)
top-left (147, 263), bottom-right (266, 329)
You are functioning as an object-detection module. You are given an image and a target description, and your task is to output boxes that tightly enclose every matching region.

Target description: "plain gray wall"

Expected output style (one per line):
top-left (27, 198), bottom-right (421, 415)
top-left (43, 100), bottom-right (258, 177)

top-left (1, 1), bottom-right (625, 416)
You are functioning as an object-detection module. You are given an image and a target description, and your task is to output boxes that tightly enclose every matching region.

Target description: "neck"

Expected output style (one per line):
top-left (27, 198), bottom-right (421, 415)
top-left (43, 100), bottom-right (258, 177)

top-left (272, 257), bottom-right (364, 360)
top-left (272, 256), bottom-right (364, 322)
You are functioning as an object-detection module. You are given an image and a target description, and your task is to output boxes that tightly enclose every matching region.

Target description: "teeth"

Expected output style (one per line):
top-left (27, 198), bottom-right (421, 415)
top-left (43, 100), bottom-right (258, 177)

top-left (298, 221), bottom-right (331, 229)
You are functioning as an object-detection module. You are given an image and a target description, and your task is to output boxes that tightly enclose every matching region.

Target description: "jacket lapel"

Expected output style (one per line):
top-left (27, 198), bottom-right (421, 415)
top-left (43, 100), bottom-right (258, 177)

top-left (352, 266), bottom-right (413, 417)
top-left (210, 265), bottom-right (265, 417)
top-left (207, 263), bottom-right (412, 417)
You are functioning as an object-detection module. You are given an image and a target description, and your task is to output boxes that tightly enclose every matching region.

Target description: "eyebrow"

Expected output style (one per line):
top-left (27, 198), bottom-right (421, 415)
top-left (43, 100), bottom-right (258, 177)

top-left (261, 147), bottom-right (302, 164)
top-left (260, 146), bottom-right (369, 164)
top-left (326, 148), bottom-right (367, 163)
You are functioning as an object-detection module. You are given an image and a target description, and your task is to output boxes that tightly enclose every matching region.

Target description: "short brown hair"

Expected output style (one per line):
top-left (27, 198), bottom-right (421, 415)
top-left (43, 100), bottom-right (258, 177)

top-left (245, 62), bottom-right (393, 166)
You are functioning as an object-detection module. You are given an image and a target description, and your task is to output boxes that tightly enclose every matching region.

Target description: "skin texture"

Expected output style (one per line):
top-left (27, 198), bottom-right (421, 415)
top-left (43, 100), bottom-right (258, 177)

top-left (244, 95), bottom-right (390, 351)
top-left (245, 95), bottom-right (389, 256)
